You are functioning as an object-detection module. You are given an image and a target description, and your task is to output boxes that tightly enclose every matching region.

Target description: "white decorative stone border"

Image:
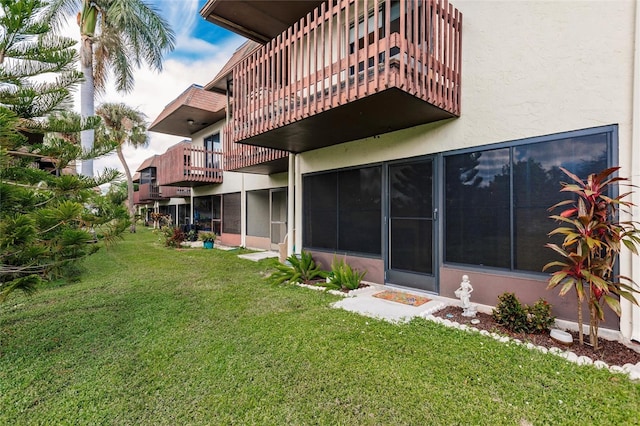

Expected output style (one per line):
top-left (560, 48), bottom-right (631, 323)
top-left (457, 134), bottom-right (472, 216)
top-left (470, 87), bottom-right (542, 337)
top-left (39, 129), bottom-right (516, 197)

top-left (421, 312), bottom-right (640, 381)
top-left (295, 282), bottom-right (348, 297)
top-left (295, 281), bottom-right (382, 298)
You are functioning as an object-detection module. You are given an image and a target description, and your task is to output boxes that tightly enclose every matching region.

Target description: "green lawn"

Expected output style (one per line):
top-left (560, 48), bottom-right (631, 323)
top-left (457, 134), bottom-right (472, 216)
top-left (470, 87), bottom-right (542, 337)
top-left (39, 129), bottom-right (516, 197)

top-left (1, 230), bottom-right (638, 425)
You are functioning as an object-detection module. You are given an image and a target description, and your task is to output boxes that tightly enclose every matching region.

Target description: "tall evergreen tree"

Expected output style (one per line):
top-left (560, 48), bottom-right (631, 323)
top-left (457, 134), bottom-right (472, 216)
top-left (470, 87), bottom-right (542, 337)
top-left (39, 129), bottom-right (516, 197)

top-left (0, 0), bottom-right (120, 303)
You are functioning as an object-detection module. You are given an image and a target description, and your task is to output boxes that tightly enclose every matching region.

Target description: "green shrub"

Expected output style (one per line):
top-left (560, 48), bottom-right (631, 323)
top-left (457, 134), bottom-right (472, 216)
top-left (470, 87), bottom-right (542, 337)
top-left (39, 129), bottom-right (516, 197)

top-left (326, 258), bottom-right (366, 291)
top-left (492, 292), bottom-right (555, 334)
top-left (163, 226), bottom-right (185, 248)
top-left (267, 251), bottom-right (326, 285)
top-left (198, 231), bottom-right (216, 243)
top-left (492, 292), bottom-right (529, 333)
top-left (527, 298), bottom-right (556, 333)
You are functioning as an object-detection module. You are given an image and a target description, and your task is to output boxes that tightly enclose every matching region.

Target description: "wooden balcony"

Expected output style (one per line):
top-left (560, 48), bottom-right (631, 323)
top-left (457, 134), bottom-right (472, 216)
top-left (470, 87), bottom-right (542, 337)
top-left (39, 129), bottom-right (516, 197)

top-left (159, 186), bottom-right (191, 198)
top-left (156, 144), bottom-right (224, 187)
top-left (136, 183), bottom-right (161, 202)
top-left (223, 125), bottom-right (289, 174)
top-left (226, 0), bottom-right (462, 153)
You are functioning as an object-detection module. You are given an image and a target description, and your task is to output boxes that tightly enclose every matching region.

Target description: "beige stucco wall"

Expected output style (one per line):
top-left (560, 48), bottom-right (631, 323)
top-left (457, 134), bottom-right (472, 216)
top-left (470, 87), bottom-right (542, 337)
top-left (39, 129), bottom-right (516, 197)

top-left (293, 1), bottom-right (638, 335)
top-left (297, 1), bottom-right (635, 175)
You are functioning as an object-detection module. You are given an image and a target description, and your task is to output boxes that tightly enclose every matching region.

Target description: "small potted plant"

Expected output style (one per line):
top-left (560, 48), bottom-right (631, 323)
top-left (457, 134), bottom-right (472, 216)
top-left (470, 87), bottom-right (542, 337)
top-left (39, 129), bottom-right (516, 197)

top-left (199, 231), bottom-right (216, 249)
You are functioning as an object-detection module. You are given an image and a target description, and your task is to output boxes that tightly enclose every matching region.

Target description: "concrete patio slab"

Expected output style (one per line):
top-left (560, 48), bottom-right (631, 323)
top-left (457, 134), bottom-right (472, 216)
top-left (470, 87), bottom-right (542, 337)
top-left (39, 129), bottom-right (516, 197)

top-left (332, 285), bottom-right (446, 323)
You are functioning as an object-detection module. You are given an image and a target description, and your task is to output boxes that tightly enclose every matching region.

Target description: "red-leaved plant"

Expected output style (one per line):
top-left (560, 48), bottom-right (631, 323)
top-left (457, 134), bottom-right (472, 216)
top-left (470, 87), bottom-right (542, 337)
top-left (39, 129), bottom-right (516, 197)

top-left (544, 167), bottom-right (640, 349)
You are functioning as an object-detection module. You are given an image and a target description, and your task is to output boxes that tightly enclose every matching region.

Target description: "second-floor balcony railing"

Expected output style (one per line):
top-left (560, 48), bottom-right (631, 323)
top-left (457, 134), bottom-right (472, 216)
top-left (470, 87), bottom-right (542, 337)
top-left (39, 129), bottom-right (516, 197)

top-left (226, 0), bottom-right (462, 152)
top-left (136, 182), bottom-right (161, 202)
top-left (223, 125), bottom-right (289, 174)
top-left (159, 186), bottom-right (191, 198)
top-left (157, 145), bottom-right (224, 187)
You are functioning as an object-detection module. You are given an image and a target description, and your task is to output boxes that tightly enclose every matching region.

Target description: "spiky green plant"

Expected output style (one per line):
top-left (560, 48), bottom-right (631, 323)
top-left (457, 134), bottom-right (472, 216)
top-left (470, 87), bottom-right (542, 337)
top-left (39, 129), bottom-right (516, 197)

top-left (544, 167), bottom-right (640, 349)
top-left (325, 258), bottom-right (367, 291)
top-left (267, 251), bottom-right (326, 285)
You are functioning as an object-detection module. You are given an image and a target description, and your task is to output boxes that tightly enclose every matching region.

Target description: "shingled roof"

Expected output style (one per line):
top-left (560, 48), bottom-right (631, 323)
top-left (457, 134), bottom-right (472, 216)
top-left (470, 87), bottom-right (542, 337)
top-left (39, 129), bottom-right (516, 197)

top-left (148, 84), bottom-right (227, 137)
top-left (204, 41), bottom-right (261, 93)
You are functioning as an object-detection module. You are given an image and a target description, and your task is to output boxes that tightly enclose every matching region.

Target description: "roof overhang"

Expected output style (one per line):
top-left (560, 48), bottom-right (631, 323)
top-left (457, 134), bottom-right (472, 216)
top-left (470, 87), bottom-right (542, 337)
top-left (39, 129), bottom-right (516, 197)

top-left (149, 85), bottom-right (226, 137)
top-left (200, 0), bottom-right (325, 43)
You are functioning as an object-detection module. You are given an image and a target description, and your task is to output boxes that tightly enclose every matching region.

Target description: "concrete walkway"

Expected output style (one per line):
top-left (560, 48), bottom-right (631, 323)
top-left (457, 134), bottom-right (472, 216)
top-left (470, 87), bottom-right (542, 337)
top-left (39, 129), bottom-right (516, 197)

top-left (332, 284), bottom-right (447, 323)
top-left (237, 250), bottom-right (279, 261)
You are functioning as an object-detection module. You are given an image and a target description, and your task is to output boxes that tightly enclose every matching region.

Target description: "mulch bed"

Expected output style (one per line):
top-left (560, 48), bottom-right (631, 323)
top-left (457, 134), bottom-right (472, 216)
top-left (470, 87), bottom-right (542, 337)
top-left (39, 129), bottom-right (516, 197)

top-left (433, 306), bottom-right (640, 367)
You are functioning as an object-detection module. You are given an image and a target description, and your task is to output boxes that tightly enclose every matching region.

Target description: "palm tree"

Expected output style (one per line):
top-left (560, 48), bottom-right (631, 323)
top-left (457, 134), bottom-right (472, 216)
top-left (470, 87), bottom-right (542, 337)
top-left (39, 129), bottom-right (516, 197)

top-left (47, 0), bottom-right (175, 177)
top-left (96, 102), bottom-right (148, 232)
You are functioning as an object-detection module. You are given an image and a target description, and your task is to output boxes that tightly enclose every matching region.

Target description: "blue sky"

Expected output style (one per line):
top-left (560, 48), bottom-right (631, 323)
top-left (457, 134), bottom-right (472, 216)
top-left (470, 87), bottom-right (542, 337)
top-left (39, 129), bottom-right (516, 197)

top-left (68, 0), bottom-right (246, 177)
top-left (159, 0), bottom-right (240, 61)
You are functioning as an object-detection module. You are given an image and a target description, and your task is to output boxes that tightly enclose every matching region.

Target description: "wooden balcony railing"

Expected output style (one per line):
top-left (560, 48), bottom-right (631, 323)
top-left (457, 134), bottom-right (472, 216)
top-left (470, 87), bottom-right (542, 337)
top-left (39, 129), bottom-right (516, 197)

top-left (157, 145), bottom-right (224, 187)
top-left (136, 183), bottom-right (161, 202)
top-left (159, 186), bottom-right (191, 198)
top-left (223, 124), bottom-right (289, 173)
top-left (227, 0), bottom-right (462, 151)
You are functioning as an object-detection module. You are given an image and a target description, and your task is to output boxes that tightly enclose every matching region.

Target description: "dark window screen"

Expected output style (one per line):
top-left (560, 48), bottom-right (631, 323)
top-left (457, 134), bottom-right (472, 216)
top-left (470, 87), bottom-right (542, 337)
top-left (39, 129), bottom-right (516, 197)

top-left (303, 165), bottom-right (381, 255)
top-left (223, 193), bottom-right (241, 234)
top-left (513, 134), bottom-right (608, 271)
top-left (303, 173), bottom-right (337, 250)
top-left (445, 130), bottom-right (611, 273)
top-left (445, 149), bottom-right (511, 268)
top-left (338, 167), bottom-right (381, 254)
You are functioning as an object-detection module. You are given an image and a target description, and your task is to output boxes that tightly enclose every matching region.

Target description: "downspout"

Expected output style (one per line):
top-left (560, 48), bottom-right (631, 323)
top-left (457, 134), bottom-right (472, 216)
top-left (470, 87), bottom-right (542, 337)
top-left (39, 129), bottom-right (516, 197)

top-left (632, 1), bottom-right (640, 342)
top-left (287, 153), bottom-right (295, 256)
top-left (294, 154), bottom-right (302, 255)
top-left (190, 189), bottom-right (194, 227)
top-left (627, 0), bottom-right (640, 343)
top-left (241, 174), bottom-right (246, 247)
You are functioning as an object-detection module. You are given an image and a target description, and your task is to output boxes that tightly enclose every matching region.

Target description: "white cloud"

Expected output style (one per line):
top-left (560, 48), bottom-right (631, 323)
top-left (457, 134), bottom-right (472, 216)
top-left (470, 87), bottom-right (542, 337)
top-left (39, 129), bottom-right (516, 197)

top-left (56, 6), bottom-right (245, 177)
top-left (92, 36), bottom-right (242, 175)
top-left (160, 0), bottom-right (199, 40)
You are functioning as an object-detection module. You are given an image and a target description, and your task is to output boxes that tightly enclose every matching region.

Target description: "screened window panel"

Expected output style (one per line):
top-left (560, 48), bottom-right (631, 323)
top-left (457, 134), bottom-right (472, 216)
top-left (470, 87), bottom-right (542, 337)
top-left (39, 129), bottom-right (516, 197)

top-left (445, 149), bottom-right (511, 268)
top-left (303, 173), bottom-right (337, 250)
top-left (247, 190), bottom-right (269, 237)
top-left (391, 218), bottom-right (432, 273)
top-left (271, 190), bottom-right (287, 222)
top-left (194, 196), bottom-right (213, 231)
top-left (303, 166), bottom-right (382, 255)
top-left (223, 193), bottom-right (241, 234)
top-left (513, 134), bottom-right (608, 271)
top-left (445, 130), bottom-right (612, 273)
top-left (390, 161), bottom-right (432, 218)
top-left (178, 204), bottom-right (188, 226)
top-left (338, 167), bottom-right (381, 255)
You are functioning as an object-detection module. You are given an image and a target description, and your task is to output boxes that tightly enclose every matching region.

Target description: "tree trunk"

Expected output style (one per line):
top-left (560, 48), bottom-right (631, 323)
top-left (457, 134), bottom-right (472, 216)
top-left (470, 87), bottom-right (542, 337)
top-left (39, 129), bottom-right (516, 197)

top-left (80, 34), bottom-right (94, 177)
top-left (576, 291), bottom-right (584, 346)
top-left (589, 290), bottom-right (600, 351)
top-left (116, 145), bottom-right (136, 232)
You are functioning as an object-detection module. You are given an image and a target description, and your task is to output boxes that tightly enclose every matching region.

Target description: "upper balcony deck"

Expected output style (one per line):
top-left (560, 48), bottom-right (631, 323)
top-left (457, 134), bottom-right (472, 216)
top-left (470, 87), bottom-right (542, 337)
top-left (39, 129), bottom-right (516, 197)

top-left (156, 144), bottom-right (224, 187)
top-left (135, 183), bottom-right (161, 203)
top-left (222, 0), bottom-right (462, 153)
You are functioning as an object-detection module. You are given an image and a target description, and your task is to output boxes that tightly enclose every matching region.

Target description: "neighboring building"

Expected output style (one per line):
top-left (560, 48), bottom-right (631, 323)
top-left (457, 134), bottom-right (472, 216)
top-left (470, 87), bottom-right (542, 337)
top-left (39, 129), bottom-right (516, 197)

top-left (149, 84), bottom-right (289, 250)
top-left (132, 156), bottom-right (191, 226)
top-left (149, 0), bottom-right (640, 343)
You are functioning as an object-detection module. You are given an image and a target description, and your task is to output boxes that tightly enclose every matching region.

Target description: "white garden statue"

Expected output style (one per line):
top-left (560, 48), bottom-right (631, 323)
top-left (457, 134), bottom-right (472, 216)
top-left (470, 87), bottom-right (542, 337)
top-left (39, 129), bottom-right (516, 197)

top-left (455, 274), bottom-right (477, 317)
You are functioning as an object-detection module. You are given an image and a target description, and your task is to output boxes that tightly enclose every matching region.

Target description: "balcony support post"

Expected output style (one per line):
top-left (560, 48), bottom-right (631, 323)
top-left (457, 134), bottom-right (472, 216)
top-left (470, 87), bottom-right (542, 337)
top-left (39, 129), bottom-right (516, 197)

top-left (625, 0), bottom-right (640, 343)
top-left (287, 153), bottom-right (295, 257)
top-left (190, 190), bottom-right (194, 227)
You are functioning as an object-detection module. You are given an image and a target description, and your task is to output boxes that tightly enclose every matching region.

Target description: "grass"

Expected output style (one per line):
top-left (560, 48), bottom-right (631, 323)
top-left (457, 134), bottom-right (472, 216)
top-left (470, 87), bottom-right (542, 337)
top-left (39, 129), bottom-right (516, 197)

top-left (1, 229), bottom-right (639, 425)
